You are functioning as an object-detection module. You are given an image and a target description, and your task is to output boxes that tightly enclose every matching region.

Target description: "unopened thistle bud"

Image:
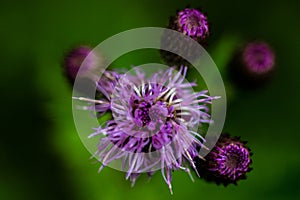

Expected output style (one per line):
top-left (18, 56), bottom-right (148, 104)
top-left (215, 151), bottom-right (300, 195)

top-left (230, 41), bottom-right (275, 88)
top-left (63, 45), bottom-right (100, 83)
top-left (161, 8), bottom-right (210, 66)
top-left (196, 133), bottom-right (253, 186)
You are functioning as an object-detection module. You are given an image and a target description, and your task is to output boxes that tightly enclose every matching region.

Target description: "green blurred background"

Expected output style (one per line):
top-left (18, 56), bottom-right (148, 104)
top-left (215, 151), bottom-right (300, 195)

top-left (1, 0), bottom-right (300, 199)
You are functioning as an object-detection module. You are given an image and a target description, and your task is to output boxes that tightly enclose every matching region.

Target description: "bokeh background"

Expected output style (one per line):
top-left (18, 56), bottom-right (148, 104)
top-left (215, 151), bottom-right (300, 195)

top-left (1, 0), bottom-right (300, 199)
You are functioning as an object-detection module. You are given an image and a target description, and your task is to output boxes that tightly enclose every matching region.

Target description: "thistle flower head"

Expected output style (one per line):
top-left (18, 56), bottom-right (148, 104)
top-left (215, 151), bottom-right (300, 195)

top-left (172, 8), bottom-right (209, 42)
top-left (229, 41), bottom-right (275, 88)
top-left (196, 133), bottom-right (252, 186)
top-left (161, 8), bottom-right (210, 66)
top-left (242, 41), bottom-right (275, 74)
top-left (63, 45), bottom-right (100, 82)
top-left (76, 66), bottom-right (218, 193)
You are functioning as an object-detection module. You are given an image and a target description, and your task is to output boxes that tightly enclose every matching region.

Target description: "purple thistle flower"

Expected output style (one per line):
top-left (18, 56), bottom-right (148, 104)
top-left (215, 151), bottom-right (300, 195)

top-left (196, 133), bottom-right (252, 186)
top-left (171, 8), bottom-right (209, 42)
top-left (75, 66), bottom-right (218, 193)
top-left (63, 45), bottom-right (101, 83)
top-left (242, 41), bottom-right (275, 75)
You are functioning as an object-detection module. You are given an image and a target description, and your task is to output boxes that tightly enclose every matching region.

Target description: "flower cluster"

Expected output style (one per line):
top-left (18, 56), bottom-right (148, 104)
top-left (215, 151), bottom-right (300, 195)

top-left (61, 5), bottom-right (270, 194)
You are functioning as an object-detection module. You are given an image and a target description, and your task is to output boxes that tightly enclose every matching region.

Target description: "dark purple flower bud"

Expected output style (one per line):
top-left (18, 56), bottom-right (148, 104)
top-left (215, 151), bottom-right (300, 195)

top-left (230, 41), bottom-right (275, 88)
top-left (161, 8), bottom-right (210, 66)
top-left (242, 42), bottom-right (275, 74)
top-left (63, 45), bottom-right (100, 83)
top-left (196, 133), bottom-right (253, 186)
top-left (173, 8), bottom-right (209, 42)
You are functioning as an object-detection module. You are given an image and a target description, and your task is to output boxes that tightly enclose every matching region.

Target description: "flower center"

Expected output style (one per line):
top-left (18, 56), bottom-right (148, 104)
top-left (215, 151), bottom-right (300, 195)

top-left (133, 100), bottom-right (169, 128)
top-left (226, 152), bottom-right (240, 169)
top-left (187, 15), bottom-right (202, 27)
top-left (133, 102), bottom-right (151, 127)
top-left (253, 50), bottom-right (266, 63)
top-left (224, 144), bottom-right (250, 171)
